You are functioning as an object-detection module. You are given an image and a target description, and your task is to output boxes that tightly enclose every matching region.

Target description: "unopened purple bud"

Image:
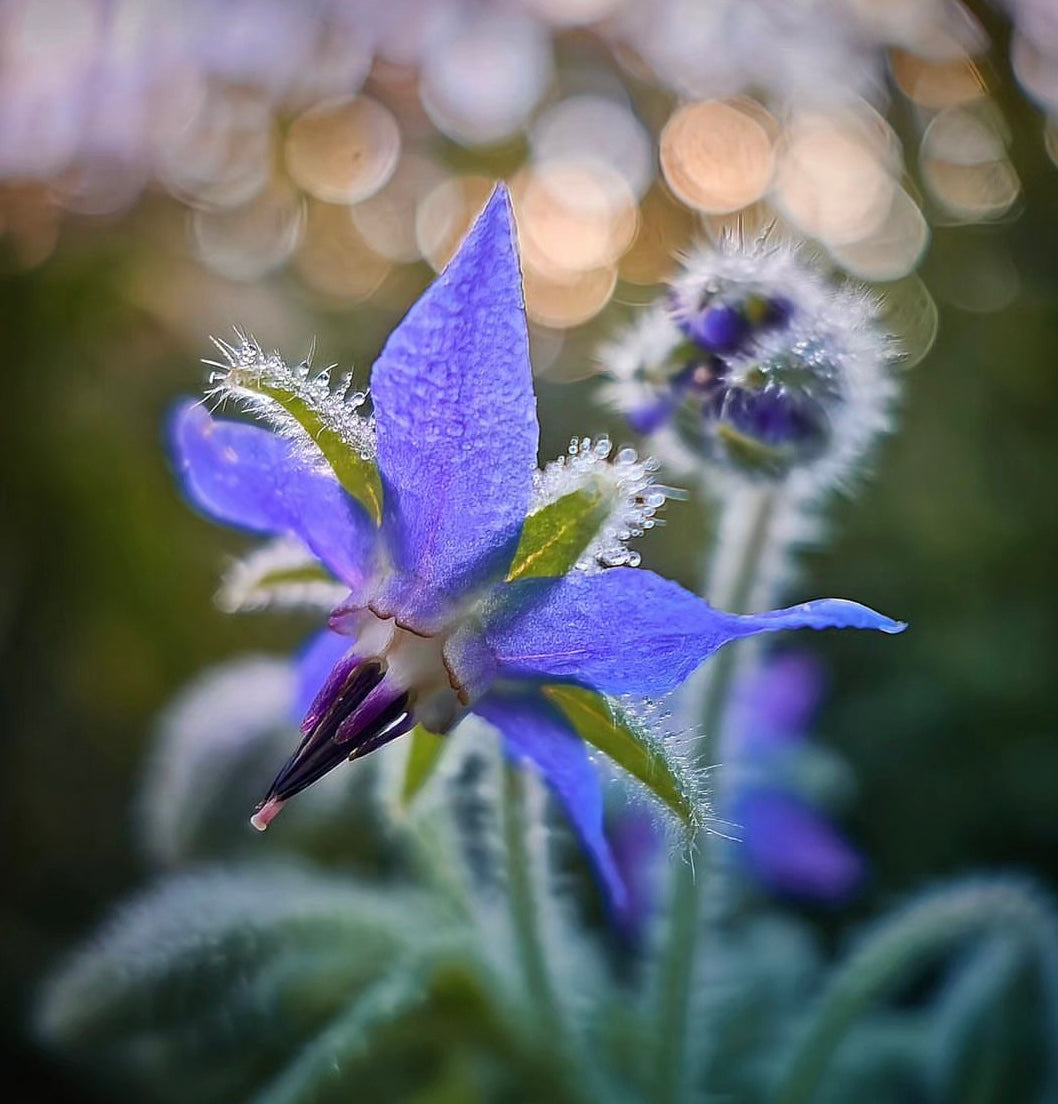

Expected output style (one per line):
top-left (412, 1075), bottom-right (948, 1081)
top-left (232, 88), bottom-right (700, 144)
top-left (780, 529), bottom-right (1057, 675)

top-left (625, 359), bottom-right (723, 435)
top-left (673, 358), bottom-right (726, 393)
top-left (599, 238), bottom-right (894, 487)
top-left (678, 302), bottom-right (748, 354)
top-left (721, 385), bottom-right (830, 459)
top-left (765, 295), bottom-right (794, 329)
top-left (735, 789), bottom-right (864, 904)
top-left (698, 303), bottom-right (750, 353)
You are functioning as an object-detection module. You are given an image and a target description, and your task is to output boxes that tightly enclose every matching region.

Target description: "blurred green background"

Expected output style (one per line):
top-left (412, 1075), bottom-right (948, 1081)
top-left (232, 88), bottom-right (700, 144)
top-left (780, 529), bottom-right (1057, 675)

top-left (2, 4), bottom-right (1058, 1100)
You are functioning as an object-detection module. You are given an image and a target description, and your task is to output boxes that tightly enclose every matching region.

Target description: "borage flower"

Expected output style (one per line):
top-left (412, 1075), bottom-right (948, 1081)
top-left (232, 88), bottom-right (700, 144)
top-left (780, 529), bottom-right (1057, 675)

top-left (171, 187), bottom-right (903, 911)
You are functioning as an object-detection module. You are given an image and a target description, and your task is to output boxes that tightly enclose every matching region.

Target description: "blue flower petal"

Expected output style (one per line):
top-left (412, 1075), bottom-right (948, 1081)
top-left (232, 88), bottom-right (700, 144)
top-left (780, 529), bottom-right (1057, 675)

top-left (170, 401), bottom-right (378, 594)
top-left (734, 788), bottom-right (864, 903)
top-left (472, 690), bottom-right (629, 916)
top-left (371, 185), bottom-right (539, 632)
top-left (293, 629), bottom-right (353, 724)
top-left (483, 569), bottom-right (905, 697)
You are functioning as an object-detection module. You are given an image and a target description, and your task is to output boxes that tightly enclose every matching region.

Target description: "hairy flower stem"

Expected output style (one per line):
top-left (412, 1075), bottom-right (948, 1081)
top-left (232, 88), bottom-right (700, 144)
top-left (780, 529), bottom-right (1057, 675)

top-left (694, 485), bottom-right (779, 740)
top-left (654, 484), bottom-right (780, 1104)
top-left (405, 816), bottom-right (475, 922)
top-left (503, 766), bottom-right (561, 1034)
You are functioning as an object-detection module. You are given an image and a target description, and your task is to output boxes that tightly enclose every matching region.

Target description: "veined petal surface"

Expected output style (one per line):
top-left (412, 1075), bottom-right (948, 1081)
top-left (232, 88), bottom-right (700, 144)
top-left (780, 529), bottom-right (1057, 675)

top-left (371, 186), bottom-right (538, 631)
top-left (481, 569), bottom-right (905, 697)
top-left (171, 402), bottom-right (378, 595)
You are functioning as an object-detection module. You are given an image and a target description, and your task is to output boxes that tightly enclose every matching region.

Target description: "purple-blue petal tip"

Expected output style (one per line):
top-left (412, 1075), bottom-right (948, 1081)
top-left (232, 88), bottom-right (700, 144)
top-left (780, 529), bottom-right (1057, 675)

top-left (811, 600), bottom-right (907, 635)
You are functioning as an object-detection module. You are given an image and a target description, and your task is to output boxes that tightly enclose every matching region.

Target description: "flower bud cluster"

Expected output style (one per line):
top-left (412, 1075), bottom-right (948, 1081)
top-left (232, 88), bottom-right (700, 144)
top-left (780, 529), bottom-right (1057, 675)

top-left (600, 238), bottom-right (896, 493)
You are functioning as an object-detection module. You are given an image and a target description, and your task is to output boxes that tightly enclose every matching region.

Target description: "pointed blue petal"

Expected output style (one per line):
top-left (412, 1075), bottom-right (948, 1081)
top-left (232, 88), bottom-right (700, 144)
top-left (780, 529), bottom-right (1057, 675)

top-left (734, 789), bottom-right (864, 903)
top-left (371, 185), bottom-right (539, 631)
top-left (292, 629), bottom-right (353, 724)
top-left (482, 569), bottom-right (905, 697)
top-left (472, 690), bottom-right (629, 916)
top-left (170, 401), bottom-right (378, 595)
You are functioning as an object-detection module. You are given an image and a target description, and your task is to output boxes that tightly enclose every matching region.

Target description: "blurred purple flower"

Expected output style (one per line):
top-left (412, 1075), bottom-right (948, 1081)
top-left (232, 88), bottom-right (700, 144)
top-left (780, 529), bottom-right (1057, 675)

top-left (608, 800), bottom-right (665, 938)
top-left (724, 653), bottom-right (865, 904)
top-left (170, 186), bottom-right (901, 912)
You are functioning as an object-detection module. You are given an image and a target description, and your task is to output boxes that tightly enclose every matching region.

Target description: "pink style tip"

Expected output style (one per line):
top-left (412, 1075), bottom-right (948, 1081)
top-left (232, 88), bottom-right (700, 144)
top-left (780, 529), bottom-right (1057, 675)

top-left (250, 796), bottom-right (285, 832)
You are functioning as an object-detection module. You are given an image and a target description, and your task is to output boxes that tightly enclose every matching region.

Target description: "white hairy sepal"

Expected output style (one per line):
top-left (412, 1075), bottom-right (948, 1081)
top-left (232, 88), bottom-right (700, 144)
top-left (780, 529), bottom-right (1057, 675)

top-left (531, 435), bottom-right (673, 571)
top-left (217, 536), bottom-right (348, 614)
top-left (205, 330), bottom-right (376, 463)
top-left (667, 235), bottom-right (838, 329)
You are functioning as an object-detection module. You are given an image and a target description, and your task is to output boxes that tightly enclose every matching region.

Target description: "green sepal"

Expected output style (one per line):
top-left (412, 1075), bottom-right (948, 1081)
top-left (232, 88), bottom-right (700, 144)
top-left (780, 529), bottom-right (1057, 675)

top-left (715, 421), bottom-right (793, 477)
top-left (260, 563), bottom-right (332, 586)
top-left (507, 486), bottom-right (611, 582)
top-left (216, 538), bottom-right (347, 613)
top-left (257, 382), bottom-right (383, 523)
top-left (400, 725), bottom-right (447, 806)
top-left (542, 684), bottom-right (699, 829)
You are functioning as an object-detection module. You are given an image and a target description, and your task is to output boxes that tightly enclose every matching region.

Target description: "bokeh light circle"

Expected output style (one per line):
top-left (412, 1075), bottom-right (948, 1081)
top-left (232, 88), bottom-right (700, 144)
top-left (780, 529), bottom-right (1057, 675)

top-left (660, 99), bottom-right (775, 214)
top-left (285, 96), bottom-right (401, 205)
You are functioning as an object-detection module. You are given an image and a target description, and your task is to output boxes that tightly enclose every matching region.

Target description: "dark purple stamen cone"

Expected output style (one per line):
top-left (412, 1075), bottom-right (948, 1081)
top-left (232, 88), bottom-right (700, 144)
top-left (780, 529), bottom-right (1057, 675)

top-left (251, 658), bottom-right (413, 829)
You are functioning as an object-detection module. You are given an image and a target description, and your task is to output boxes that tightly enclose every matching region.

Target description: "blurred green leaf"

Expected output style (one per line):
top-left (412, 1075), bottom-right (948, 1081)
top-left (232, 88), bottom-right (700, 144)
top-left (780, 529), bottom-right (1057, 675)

top-left (401, 725), bottom-right (447, 806)
top-left (250, 961), bottom-right (434, 1104)
top-left (38, 864), bottom-right (449, 1104)
top-left (929, 938), bottom-right (1045, 1104)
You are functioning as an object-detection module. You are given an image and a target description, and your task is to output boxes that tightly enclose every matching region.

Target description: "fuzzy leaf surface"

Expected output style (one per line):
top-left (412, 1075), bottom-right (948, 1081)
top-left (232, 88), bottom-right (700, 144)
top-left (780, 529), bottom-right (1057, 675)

top-left (542, 684), bottom-right (699, 830)
top-left (39, 865), bottom-right (448, 1104)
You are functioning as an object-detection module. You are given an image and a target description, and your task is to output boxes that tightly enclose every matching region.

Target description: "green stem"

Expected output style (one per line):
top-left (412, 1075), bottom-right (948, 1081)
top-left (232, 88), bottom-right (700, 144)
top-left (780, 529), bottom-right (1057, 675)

top-left (405, 813), bottom-right (474, 922)
top-left (653, 858), bottom-right (700, 1104)
top-left (697, 486), bottom-right (778, 742)
top-left (652, 485), bottom-right (779, 1104)
top-left (502, 766), bottom-right (560, 1032)
top-left (774, 878), bottom-right (1058, 1104)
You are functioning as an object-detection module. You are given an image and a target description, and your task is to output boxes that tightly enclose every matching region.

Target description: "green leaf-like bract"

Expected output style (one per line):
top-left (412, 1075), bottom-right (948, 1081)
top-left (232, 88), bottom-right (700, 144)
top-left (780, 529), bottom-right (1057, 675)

top-left (400, 725), bottom-right (447, 806)
top-left (217, 537), bottom-right (348, 614)
top-left (542, 684), bottom-right (701, 830)
top-left (256, 381), bottom-right (383, 523)
top-left (774, 877), bottom-right (1058, 1104)
top-left (507, 486), bottom-right (612, 582)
